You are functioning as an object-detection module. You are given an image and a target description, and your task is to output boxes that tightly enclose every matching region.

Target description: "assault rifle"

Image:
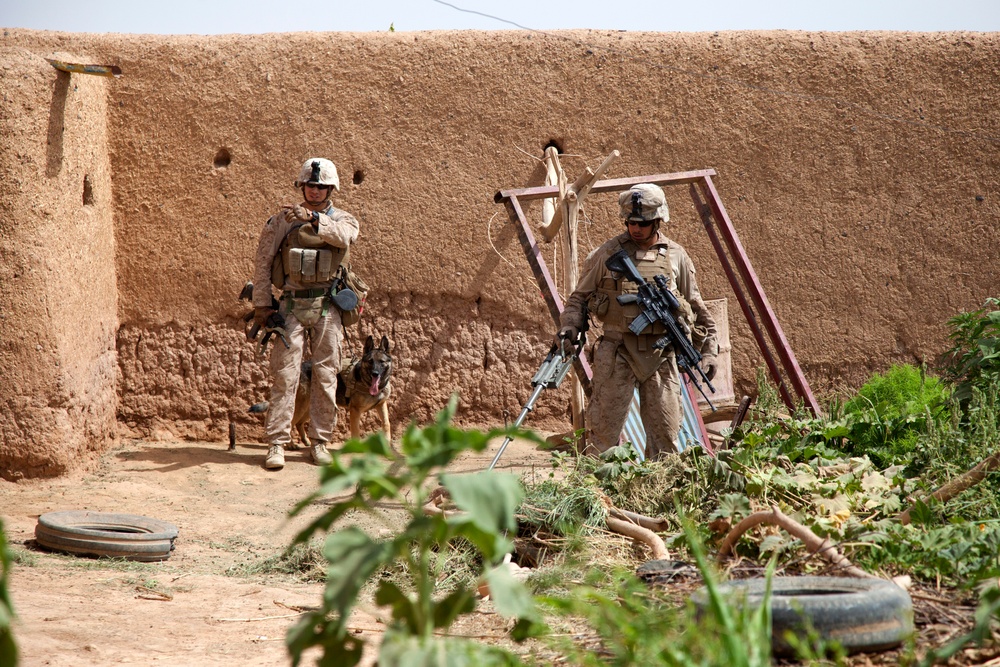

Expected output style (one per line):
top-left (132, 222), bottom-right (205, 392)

top-left (487, 335), bottom-right (585, 470)
top-left (238, 281), bottom-right (290, 356)
top-left (605, 248), bottom-right (717, 408)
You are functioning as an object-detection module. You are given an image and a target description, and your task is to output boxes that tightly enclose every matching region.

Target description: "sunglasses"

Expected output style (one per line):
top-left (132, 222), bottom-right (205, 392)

top-left (625, 219), bottom-right (655, 228)
top-left (304, 183), bottom-right (332, 190)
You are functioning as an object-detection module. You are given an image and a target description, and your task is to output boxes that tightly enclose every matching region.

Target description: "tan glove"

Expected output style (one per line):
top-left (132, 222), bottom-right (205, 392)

top-left (283, 204), bottom-right (315, 223)
top-left (253, 306), bottom-right (275, 328)
top-left (701, 354), bottom-right (718, 382)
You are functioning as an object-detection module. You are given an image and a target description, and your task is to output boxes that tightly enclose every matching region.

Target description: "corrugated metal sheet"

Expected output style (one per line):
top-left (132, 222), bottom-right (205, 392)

top-left (621, 379), bottom-right (704, 461)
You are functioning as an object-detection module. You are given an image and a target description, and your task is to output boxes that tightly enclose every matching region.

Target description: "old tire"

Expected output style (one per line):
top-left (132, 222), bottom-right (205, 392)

top-left (691, 576), bottom-right (913, 656)
top-left (35, 511), bottom-right (179, 562)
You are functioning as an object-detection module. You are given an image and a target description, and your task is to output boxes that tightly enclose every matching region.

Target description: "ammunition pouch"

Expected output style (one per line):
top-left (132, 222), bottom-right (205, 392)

top-left (271, 221), bottom-right (349, 290)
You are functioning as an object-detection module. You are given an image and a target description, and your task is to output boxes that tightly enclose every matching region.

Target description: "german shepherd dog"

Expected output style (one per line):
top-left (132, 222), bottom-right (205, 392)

top-left (248, 361), bottom-right (313, 450)
top-left (336, 334), bottom-right (393, 442)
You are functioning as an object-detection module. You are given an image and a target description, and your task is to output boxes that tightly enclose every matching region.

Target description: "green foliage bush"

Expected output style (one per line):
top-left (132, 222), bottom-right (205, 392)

top-left (841, 363), bottom-right (947, 468)
top-left (943, 297), bottom-right (1000, 409)
top-left (0, 518), bottom-right (17, 667)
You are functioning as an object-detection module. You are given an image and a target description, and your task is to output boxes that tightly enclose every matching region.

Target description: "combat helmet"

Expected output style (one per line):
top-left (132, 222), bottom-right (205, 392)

top-left (619, 183), bottom-right (669, 223)
top-left (294, 157), bottom-right (340, 191)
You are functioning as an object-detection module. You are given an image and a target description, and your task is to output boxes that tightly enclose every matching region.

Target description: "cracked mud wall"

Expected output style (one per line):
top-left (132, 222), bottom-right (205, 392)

top-left (1, 29), bottom-right (998, 477)
top-left (0, 47), bottom-right (117, 479)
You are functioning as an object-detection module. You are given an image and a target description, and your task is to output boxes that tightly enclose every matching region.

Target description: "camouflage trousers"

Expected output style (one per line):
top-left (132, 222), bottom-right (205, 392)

top-left (585, 338), bottom-right (681, 460)
top-left (264, 306), bottom-right (343, 446)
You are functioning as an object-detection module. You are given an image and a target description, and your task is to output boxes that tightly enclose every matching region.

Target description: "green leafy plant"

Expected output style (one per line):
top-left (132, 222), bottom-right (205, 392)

top-left (539, 512), bottom-right (776, 667)
top-left (943, 297), bottom-right (1000, 409)
top-left (593, 444), bottom-right (648, 483)
top-left (904, 381), bottom-right (1000, 523)
top-left (0, 518), bottom-right (18, 667)
top-left (284, 397), bottom-right (539, 667)
top-left (841, 364), bottom-right (947, 468)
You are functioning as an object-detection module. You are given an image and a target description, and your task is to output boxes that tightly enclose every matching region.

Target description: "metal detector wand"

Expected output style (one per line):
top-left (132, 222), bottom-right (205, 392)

top-left (487, 338), bottom-right (583, 470)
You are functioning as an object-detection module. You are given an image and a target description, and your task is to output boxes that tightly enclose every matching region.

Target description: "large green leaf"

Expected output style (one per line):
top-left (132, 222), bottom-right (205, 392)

top-left (483, 564), bottom-right (536, 621)
top-left (339, 430), bottom-right (395, 456)
top-left (375, 580), bottom-right (421, 634)
top-left (379, 631), bottom-right (522, 667)
top-left (448, 522), bottom-right (511, 563)
top-left (286, 610), bottom-right (365, 667)
top-left (441, 472), bottom-right (523, 535)
top-left (321, 528), bottom-right (395, 621)
top-left (431, 587), bottom-right (476, 630)
top-left (0, 517), bottom-right (16, 667)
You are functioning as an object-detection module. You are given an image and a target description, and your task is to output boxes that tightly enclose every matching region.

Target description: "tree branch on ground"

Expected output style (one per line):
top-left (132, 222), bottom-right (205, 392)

top-left (897, 451), bottom-right (1000, 525)
top-left (717, 505), bottom-right (876, 579)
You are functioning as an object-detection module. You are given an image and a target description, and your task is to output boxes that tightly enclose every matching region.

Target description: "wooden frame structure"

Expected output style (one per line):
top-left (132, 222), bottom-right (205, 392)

top-left (494, 167), bottom-right (820, 417)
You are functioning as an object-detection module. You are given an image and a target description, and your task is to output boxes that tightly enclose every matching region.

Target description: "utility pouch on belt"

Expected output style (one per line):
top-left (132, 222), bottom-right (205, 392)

top-left (588, 291), bottom-right (610, 318)
top-left (287, 295), bottom-right (326, 327)
top-left (335, 265), bottom-right (369, 327)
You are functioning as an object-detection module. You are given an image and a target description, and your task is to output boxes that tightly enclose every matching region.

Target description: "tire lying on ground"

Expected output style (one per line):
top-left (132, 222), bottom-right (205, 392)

top-left (691, 576), bottom-right (913, 656)
top-left (35, 511), bottom-right (179, 562)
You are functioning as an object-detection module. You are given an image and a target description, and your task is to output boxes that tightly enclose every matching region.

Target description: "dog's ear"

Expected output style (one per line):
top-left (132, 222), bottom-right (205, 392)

top-left (380, 335), bottom-right (390, 353)
top-left (364, 335), bottom-right (375, 354)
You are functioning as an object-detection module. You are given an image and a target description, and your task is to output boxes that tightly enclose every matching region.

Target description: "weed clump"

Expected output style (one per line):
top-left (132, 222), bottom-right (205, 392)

top-left (226, 542), bottom-right (326, 582)
top-left (841, 363), bottom-right (947, 468)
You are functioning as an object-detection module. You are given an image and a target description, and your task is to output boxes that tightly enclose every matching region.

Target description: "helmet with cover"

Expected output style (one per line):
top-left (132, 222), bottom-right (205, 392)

top-left (294, 158), bottom-right (340, 191)
top-left (619, 183), bottom-right (669, 223)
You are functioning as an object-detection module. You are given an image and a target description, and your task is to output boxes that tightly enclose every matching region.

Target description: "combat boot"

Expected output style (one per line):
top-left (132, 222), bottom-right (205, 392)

top-left (265, 444), bottom-right (285, 470)
top-left (311, 441), bottom-right (332, 465)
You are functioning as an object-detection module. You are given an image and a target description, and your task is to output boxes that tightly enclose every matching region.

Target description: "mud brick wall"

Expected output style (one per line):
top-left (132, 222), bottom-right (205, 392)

top-left (1, 29), bottom-right (998, 478)
top-left (0, 47), bottom-right (118, 478)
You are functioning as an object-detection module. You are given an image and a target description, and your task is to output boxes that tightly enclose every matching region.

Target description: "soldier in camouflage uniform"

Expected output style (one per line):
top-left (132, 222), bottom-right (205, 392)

top-left (558, 184), bottom-right (718, 460)
top-left (253, 158), bottom-right (359, 469)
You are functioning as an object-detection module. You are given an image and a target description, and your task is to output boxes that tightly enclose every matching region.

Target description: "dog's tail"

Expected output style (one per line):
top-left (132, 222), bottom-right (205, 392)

top-left (248, 401), bottom-right (269, 414)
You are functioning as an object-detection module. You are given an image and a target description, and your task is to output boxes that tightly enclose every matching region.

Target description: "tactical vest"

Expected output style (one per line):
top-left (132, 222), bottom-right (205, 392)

top-left (270, 222), bottom-right (349, 290)
top-left (596, 240), bottom-right (692, 337)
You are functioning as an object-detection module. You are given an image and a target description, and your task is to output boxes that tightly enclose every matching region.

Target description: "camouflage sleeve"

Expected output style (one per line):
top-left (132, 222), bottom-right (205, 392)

top-left (674, 248), bottom-right (719, 357)
top-left (252, 215), bottom-right (281, 309)
top-left (316, 207), bottom-right (359, 249)
top-left (559, 244), bottom-right (607, 331)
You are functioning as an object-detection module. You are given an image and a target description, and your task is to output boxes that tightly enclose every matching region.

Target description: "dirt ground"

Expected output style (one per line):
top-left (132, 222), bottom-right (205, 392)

top-left (1, 432), bottom-right (550, 666)
top-left (4, 430), bottom-right (996, 667)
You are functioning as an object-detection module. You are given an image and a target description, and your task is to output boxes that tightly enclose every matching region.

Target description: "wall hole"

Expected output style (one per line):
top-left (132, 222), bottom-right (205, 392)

top-left (82, 174), bottom-right (95, 206)
top-left (352, 170), bottom-right (365, 185)
top-left (543, 139), bottom-right (564, 154)
top-left (214, 147), bottom-right (232, 169)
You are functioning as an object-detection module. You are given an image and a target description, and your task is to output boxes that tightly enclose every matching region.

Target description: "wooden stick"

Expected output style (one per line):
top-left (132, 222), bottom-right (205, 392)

top-left (717, 506), bottom-right (876, 579)
top-left (610, 507), bottom-right (671, 533)
top-left (541, 150), bottom-right (620, 242)
top-left (606, 515), bottom-right (670, 560)
top-left (219, 612), bottom-right (302, 622)
top-left (897, 451), bottom-right (1000, 525)
top-left (539, 147), bottom-right (564, 240)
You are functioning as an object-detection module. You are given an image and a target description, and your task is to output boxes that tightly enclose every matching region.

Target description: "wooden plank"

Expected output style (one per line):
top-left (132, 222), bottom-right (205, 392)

top-left (689, 184), bottom-right (797, 411)
top-left (503, 195), bottom-right (594, 392)
top-left (495, 168), bottom-right (717, 203)
top-left (697, 175), bottom-right (820, 415)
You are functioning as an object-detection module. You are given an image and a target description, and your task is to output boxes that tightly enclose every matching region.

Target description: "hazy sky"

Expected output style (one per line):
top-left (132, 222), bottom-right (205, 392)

top-left (3, 0), bottom-right (999, 34)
